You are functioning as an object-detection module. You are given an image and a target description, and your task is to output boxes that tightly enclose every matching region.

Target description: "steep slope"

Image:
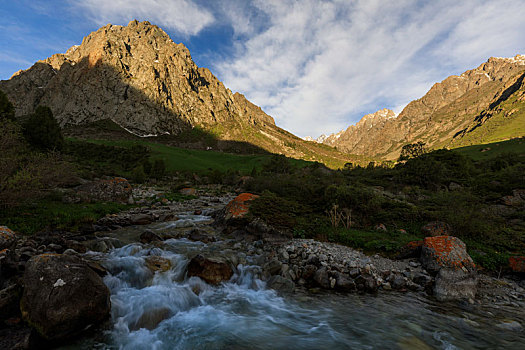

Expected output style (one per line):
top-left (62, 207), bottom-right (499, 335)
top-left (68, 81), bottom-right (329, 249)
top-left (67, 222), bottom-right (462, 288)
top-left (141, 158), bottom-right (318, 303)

top-left (322, 56), bottom-right (525, 159)
top-left (0, 20), bottom-right (352, 167)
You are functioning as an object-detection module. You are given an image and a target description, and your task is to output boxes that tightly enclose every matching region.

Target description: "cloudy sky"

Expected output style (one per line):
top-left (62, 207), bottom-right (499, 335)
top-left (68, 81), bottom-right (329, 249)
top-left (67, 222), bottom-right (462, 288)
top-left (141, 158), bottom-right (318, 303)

top-left (1, 0), bottom-right (524, 138)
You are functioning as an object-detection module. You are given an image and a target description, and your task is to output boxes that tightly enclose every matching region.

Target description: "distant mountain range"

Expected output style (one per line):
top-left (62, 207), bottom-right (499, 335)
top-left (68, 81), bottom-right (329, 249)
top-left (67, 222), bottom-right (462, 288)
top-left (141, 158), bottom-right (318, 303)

top-left (1, 20), bottom-right (523, 164)
top-left (306, 56), bottom-right (525, 159)
top-left (0, 20), bottom-right (353, 167)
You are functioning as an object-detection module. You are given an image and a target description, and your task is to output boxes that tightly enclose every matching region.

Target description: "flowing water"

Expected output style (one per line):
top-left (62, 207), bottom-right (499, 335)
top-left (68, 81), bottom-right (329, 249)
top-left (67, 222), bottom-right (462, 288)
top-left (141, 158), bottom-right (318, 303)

top-left (64, 210), bottom-right (525, 349)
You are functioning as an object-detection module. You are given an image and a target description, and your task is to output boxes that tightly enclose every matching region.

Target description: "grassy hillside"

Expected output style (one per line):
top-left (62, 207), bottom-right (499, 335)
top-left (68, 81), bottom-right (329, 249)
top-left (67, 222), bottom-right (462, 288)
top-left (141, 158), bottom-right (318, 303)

top-left (67, 138), bottom-right (312, 175)
top-left (453, 137), bottom-right (525, 161)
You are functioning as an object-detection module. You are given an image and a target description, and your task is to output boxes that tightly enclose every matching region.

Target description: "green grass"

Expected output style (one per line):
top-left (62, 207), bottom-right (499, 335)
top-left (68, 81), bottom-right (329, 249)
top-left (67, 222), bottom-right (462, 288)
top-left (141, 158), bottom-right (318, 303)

top-left (454, 137), bottom-right (525, 161)
top-left (0, 199), bottom-right (132, 235)
top-left (74, 138), bottom-right (311, 174)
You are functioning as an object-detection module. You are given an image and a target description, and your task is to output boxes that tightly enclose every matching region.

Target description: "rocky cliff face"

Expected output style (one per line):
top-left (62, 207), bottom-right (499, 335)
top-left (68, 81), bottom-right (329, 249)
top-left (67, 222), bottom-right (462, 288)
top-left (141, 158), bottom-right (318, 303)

top-left (0, 20), bottom-right (353, 167)
top-left (0, 20), bottom-right (274, 137)
top-left (320, 56), bottom-right (525, 159)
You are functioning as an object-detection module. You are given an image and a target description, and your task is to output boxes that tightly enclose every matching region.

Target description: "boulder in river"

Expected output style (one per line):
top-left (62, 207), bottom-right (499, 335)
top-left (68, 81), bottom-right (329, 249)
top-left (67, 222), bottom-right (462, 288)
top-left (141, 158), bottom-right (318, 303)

top-left (187, 254), bottom-right (233, 285)
top-left (20, 254), bottom-right (110, 340)
top-left (72, 177), bottom-right (132, 204)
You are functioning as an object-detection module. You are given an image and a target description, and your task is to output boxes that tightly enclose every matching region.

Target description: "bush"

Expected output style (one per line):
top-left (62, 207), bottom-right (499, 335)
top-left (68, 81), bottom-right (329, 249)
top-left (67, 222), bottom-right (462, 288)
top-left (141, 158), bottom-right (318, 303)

top-left (22, 106), bottom-right (64, 151)
top-left (151, 159), bottom-right (166, 179)
top-left (131, 165), bottom-right (146, 183)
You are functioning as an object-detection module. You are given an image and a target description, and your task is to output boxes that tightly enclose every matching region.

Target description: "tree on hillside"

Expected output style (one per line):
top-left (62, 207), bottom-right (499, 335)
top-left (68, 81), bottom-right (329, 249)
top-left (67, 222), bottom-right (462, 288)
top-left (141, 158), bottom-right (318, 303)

top-left (398, 141), bottom-right (427, 161)
top-left (22, 106), bottom-right (64, 151)
top-left (0, 90), bottom-right (15, 121)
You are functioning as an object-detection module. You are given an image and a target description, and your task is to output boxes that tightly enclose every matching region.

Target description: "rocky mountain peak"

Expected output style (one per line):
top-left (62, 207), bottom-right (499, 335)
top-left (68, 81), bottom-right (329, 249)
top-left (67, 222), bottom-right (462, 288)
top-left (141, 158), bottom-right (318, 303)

top-left (0, 20), bottom-right (274, 137)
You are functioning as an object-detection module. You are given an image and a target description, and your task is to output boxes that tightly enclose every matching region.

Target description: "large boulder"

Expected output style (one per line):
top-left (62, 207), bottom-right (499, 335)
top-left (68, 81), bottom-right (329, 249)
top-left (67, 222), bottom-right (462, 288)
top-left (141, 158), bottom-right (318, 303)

top-left (20, 254), bottom-right (110, 340)
top-left (72, 177), bottom-right (132, 203)
top-left (420, 236), bottom-right (477, 301)
top-left (0, 226), bottom-right (17, 251)
top-left (187, 255), bottom-right (233, 285)
top-left (420, 236), bottom-right (475, 273)
top-left (223, 193), bottom-right (259, 220)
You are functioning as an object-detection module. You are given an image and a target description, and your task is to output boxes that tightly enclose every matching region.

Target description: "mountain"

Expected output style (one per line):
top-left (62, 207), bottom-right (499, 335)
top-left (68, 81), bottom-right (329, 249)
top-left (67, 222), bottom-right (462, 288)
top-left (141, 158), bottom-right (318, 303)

top-left (319, 56), bottom-right (525, 159)
top-left (0, 20), bottom-right (352, 167)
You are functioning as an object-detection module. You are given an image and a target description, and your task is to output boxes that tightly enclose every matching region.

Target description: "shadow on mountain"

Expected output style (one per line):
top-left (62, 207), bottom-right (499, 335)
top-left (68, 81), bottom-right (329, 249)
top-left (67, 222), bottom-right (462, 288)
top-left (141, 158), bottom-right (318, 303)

top-left (488, 71), bottom-right (525, 110)
top-left (10, 57), bottom-right (272, 156)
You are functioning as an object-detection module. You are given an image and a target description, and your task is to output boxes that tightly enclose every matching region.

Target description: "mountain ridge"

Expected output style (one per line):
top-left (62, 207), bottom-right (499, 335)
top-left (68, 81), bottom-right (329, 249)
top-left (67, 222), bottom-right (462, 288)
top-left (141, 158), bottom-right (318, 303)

top-left (313, 56), bottom-right (525, 159)
top-left (0, 20), bottom-right (354, 167)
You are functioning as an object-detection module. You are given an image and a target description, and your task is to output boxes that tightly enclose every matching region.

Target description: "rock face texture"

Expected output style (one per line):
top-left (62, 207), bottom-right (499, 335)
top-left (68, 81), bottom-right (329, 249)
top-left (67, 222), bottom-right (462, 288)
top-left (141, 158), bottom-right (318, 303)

top-left (0, 20), bottom-right (273, 136)
top-left (319, 56), bottom-right (525, 159)
top-left (0, 20), bottom-right (352, 166)
top-left (20, 254), bottom-right (110, 340)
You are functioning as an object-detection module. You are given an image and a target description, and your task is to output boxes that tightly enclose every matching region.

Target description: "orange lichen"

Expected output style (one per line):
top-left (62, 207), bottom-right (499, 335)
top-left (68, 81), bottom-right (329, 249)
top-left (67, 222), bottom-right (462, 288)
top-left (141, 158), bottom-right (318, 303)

top-left (405, 240), bottom-right (423, 250)
top-left (0, 226), bottom-right (15, 240)
top-left (225, 193), bottom-right (259, 219)
top-left (423, 236), bottom-right (475, 270)
top-left (509, 256), bottom-right (525, 273)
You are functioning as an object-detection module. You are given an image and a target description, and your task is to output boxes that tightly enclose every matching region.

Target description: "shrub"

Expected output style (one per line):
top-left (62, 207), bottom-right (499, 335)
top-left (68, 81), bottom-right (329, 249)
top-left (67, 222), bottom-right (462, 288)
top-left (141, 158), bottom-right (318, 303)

top-left (22, 106), bottom-right (64, 151)
top-left (151, 159), bottom-right (166, 179)
top-left (131, 165), bottom-right (146, 183)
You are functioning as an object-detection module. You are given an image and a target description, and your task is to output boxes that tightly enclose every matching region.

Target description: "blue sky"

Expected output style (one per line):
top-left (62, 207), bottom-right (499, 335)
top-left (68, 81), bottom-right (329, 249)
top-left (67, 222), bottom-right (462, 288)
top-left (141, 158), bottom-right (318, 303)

top-left (1, 0), bottom-right (524, 138)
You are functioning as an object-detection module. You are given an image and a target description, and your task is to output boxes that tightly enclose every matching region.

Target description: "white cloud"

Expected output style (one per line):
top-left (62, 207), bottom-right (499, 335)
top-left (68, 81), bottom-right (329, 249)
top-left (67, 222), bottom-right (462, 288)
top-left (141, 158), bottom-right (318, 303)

top-left (213, 0), bottom-right (525, 138)
top-left (71, 0), bottom-right (215, 36)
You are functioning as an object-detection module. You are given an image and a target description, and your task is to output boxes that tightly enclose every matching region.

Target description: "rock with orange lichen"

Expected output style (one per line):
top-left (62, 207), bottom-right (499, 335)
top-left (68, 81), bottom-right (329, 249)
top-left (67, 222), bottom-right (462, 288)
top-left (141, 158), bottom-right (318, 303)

top-left (420, 236), bottom-right (478, 301)
top-left (0, 226), bottom-right (17, 251)
top-left (420, 236), bottom-right (475, 273)
top-left (224, 193), bottom-right (259, 221)
top-left (509, 256), bottom-right (525, 273)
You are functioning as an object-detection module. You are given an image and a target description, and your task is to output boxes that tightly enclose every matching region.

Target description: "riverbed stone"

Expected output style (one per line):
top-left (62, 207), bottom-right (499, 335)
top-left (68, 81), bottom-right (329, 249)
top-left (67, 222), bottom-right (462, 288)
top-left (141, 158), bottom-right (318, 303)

top-left (266, 275), bottom-right (295, 293)
top-left (145, 256), bottom-right (172, 272)
top-left (187, 255), bottom-right (233, 285)
top-left (20, 254), bottom-right (110, 340)
top-left (140, 230), bottom-right (163, 244)
top-left (313, 267), bottom-right (330, 289)
top-left (433, 268), bottom-right (478, 301)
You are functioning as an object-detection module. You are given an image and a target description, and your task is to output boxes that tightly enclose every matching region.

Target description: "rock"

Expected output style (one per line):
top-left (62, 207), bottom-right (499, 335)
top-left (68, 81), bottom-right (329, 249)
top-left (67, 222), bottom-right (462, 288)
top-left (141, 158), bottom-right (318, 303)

top-left (509, 256), bottom-right (525, 273)
top-left (421, 221), bottom-right (451, 237)
top-left (301, 264), bottom-right (317, 280)
top-left (266, 275), bottom-right (295, 293)
top-left (0, 284), bottom-right (21, 321)
top-left (496, 320), bottom-right (523, 332)
top-left (313, 267), bottom-right (330, 289)
top-left (188, 229), bottom-right (215, 243)
top-left (224, 193), bottom-right (259, 220)
top-left (420, 236), bottom-right (476, 273)
top-left (374, 223), bottom-right (387, 232)
top-left (263, 259), bottom-right (282, 276)
top-left (187, 255), bottom-right (233, 285)
top-left (131, 213), bottom-right (153, 225)
top-left (129, 307), bottom-right (171, 331)
top-left (20, 254), bottom-right (110, 340)
top-left (391, 275), bottom-right (406, 289)
top-left (144, 256), bottom-right (172, 272)
top-left (448, 182), bottom-right (462, 191)
top-left (180, 188), bottom-right (197, 196)
top-left (0, 226), bottom-right (17, 251)
top-left (434, 268), bottom-right (478, 301)
top-left (193, 209), bottom-right (202, 215)
top-left (140, 230), bottom-right (163, 244)
top-left (396, 240), bottom-right (423, 259)
top-left (501, 189), bottom-right (525, 206)
top-left (355, 275), bottom-right (378, 293)
top-left (334, 272), bottom-right (356, 292)
top-left (73, 177), bottom-right (132, 204)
